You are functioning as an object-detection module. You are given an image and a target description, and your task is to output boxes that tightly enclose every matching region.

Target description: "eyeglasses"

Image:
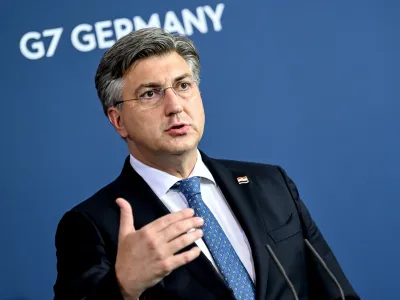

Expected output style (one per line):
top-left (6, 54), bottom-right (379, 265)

top-left (114, 79), bottom-right (198, 108)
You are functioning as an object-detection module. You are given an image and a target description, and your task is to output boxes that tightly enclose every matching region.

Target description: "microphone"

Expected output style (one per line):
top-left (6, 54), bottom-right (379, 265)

top-left (304, 239), bottom-right (345, 300)
top-left (266, 244), bottom-right (299, 300)
top-left (266, 239), bottom-right (345, 300)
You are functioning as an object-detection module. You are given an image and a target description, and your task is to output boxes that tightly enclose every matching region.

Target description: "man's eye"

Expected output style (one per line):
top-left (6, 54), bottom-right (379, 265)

top-left (145, 91), bottom-right (154, 97)
top-left (140, 89), bottom-right (159, 99)
top-left (178, 82), bottom-right (191, 91)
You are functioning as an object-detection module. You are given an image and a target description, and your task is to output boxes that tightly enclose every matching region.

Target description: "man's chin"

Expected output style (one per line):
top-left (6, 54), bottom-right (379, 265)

top-left (163, 141), bottom-right (199, 156)
top-left (169, 146), bottom-right (197, 156)
top-left (157, 133), bottom-right (201, 155)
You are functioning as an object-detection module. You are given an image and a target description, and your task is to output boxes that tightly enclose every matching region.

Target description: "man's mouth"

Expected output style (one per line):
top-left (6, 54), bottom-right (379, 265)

top-left (172, 124), bottom-right (185, 129)
top-left (166, 123), bottom-right (190, 135)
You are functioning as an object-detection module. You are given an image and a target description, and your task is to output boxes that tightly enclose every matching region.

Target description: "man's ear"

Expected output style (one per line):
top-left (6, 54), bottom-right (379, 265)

top-left (108, 107), bottom-right (128, 139)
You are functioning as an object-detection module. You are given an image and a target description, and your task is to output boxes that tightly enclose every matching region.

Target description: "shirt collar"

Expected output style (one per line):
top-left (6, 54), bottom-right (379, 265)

top-left (129, 150), bottom-right (216, 199)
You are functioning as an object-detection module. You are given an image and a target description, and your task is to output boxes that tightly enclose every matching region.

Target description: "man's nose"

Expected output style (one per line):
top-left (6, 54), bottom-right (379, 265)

top-left (163, 87), bottom-right (183, 115)
top-left (164, 86), bottom-right (177, 96)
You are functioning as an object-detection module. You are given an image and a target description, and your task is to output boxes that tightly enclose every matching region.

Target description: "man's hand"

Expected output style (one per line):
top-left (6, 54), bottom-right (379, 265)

top-left (115, 198), bottom-right (204, 300)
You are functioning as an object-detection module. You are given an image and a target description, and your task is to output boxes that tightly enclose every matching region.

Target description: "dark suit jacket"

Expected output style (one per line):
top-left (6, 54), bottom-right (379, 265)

top-left (54, 152), bottom-right (360, 300)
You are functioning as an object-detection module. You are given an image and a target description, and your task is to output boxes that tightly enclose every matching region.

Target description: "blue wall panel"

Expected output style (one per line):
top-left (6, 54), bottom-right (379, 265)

top-left (1, 1), bottom-right (399, 299)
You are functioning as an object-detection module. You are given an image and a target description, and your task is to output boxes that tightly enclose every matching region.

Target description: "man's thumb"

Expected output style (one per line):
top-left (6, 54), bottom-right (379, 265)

top-left (116, 198), bottom-right (135, 237)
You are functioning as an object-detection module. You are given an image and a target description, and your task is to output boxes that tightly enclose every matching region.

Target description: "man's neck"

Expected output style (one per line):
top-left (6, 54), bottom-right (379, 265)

top-left (128, 147), bottom-right (198, 179)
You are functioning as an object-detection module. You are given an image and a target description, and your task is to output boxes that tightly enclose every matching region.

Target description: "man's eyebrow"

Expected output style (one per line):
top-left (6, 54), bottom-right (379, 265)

top-left (133, 82), bottom-right (161, 97)
top-left (174, 73), bottom-right (193, 82)
top-left (133, 73), bottom-right (193, 96)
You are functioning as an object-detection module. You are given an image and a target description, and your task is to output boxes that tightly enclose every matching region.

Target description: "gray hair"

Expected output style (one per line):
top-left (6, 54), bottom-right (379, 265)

top-left (95, 28), bottom-right (201, 115)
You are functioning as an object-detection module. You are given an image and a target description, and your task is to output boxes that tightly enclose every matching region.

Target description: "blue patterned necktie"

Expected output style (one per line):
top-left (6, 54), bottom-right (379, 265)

top-left (172, 177), bottom-right (255, 300)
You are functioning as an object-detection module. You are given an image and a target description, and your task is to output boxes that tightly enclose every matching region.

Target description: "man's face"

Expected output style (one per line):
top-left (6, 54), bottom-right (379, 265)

top-left (108, 52), bottom-right (205, 158)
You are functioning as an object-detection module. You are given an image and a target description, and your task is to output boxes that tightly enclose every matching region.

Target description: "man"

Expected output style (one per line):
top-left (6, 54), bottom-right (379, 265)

top-left (54, 28), bottom-right (359, 300)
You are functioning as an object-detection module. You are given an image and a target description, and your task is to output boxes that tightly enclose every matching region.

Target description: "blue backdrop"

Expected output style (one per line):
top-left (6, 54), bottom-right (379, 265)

top-left (1, 1), bottom-right (399, 299)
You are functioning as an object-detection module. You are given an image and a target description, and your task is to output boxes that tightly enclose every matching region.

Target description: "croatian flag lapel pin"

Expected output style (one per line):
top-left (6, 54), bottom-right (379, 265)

top-left (237, 176), bottom-right (249, 184)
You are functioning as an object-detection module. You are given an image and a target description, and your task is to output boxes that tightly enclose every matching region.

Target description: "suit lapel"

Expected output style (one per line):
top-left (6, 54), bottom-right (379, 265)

top-left (114, 157), bottom-right (232, 298)
top-left (201, 153), bottom-right (270, 300)
top-left (114, 157), bottom-right (170, 227)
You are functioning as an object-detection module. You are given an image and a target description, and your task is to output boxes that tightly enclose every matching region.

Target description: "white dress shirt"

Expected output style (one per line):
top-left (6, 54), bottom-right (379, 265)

top-left (129, 150), bottom-right (255, 282)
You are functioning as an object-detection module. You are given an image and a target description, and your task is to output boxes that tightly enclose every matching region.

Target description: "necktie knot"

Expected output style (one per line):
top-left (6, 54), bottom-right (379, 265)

top-left (172, 176), bottom-right (201, 201)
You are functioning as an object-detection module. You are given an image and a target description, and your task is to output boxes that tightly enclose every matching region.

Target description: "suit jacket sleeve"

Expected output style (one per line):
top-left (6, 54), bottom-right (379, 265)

top-left (277, 166), bottom-right (360, 300)
top-left (54, 210), bottom-right (124, 300)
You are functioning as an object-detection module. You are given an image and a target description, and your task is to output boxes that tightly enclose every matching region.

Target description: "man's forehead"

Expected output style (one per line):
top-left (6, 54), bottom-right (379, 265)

top-left (124, 52), bottom-right (191, 82)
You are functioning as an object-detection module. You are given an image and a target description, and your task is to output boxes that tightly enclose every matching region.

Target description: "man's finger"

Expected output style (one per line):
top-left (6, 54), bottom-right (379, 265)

top-left (145, 208), bottom-right (195, 232)
top-left (167, 229), bottom-right (203, 255)
top-left (116, 198), bottom-right (135, 239)
top-left (161, 217), bottom-right (204, 243)
top-left (164, 247), bottom-right (201, 272)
